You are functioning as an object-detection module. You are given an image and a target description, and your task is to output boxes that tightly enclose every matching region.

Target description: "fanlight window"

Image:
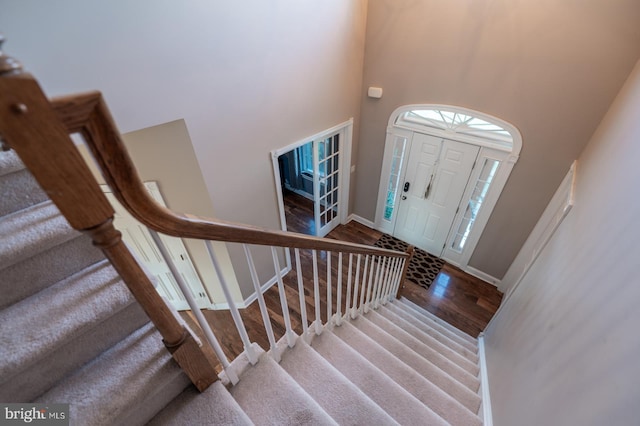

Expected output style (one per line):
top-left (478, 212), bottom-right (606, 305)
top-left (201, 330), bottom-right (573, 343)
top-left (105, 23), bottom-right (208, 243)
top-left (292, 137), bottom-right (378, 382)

top-left (397, 108), bottom-right (514, 148)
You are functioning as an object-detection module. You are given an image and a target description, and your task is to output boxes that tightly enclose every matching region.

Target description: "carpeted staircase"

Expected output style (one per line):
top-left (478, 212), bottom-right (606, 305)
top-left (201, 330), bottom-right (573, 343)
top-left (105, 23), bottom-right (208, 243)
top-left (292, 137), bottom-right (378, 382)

top-left (1, 149), bottom-right (484, 425)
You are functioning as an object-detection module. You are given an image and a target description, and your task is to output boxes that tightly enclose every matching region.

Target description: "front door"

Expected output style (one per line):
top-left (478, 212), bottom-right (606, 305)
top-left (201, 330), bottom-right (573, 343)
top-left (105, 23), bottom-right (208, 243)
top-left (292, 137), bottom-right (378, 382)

top-left (394, 133), bottom-right (479, 255)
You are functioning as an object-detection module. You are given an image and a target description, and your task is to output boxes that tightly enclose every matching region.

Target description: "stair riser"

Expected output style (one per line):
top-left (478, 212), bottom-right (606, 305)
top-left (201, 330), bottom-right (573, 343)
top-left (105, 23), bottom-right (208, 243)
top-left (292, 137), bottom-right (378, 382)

top-left (399, 299), bottom-right (478, 351)
top-left (374, 307), bottom-right (480, 374)
top-left (0, 235), bottom-right (105, 309)
top-left (364, 315), bottom-right (479, 392)
top-left (0, 202), bottom-right (78, 271)
top-left (385, 303), bottom-right (479, 363)
top-left (0, 169), bottom-right (49, 217)
top-left (0, 302), bottom-right (149, 402)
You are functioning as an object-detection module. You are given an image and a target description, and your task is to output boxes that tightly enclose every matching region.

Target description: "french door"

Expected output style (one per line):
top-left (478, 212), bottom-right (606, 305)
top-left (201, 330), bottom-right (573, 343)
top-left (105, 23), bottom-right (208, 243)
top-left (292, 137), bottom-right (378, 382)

top-left (313, 133), bottom-right (342, 237)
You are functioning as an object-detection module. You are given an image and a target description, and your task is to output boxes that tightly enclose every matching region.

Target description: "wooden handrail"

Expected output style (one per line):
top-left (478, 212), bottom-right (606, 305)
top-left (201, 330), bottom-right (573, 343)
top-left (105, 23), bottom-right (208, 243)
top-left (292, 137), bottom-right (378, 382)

top-left (50, 91), bottom-right (408, 259)
top-left (0, 68), bottom-right (218, 391)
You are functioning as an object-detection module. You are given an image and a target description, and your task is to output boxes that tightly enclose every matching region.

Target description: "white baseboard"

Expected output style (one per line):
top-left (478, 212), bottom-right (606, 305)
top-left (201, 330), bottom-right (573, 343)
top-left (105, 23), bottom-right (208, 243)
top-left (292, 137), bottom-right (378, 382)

top-left (347, 213), bottom-right (375, 229)
top-left (464, 266), bottom-right (501, 287)
top-left (242, 265), bottom-right (292, 307)
top-left (205, 265), bottom-right (291, 310)
top-left (478, 333), bottom-right (493, 426)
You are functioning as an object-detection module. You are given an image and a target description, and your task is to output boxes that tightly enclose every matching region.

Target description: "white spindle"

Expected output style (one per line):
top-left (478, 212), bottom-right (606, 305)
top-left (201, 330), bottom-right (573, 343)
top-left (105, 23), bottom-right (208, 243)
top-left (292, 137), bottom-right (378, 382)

top-left (359, 256), bottom-right (377, 313)
top-left (358, 255), bottom-right (370, 315)
top-left (391, 258), bottom-right (406, 297)
top-left (271, 247), bottom-right (295, 347)
top-left (377, 257), bottom-right (391, 307)
top-left (387, 257), bottom-right (402, 302)
top-left (312, 250), bottom-right (322, 335)
top-left (326, 251), bottom-right (332, 325)
top-left (205, 241), bottom-right (258, 365)
top-left (371, 256), bottom-right (384, 309)
top-left (149, 230), bottom-right (239, 384)
top-left (382, 258), bottom-right (397, 303)
top-left (294, 248), bottom-right (308, 335)
top-left (373, 257), bottom-right (389, 309)
top-left (344, 253), bottom-right (353, 323)
top-left (351, 254), bottom-right (362, 319)
top-left (244, 244), bottom-right (280, 362)
top-left (335, 252), bottom-right (343, 325)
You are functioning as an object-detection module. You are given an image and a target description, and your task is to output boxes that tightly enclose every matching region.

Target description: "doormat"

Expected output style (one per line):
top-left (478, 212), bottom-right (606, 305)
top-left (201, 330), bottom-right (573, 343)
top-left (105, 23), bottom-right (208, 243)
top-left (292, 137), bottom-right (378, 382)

top-left (374, 233), bottom-right (445, 290)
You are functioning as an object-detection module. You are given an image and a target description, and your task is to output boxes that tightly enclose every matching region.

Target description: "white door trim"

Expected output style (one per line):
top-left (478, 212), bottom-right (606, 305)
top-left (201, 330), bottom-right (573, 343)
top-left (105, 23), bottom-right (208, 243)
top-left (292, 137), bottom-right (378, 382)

top-left (374, 105), bottom-right (522, 277)
top-left (271, 118), bottom-right (353, 236)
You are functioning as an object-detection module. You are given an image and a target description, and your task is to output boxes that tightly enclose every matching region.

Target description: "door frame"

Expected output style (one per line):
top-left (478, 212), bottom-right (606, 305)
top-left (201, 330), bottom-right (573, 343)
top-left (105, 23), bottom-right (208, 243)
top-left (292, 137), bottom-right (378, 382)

top-left (374, 105), bottom-right (522, 280)
top-left (271, 119), bottom-right (353, 239)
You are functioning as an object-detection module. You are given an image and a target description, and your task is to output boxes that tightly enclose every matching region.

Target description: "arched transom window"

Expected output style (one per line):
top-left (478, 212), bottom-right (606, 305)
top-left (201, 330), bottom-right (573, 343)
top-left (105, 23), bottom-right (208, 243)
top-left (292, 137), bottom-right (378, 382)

top-left (394, 105), bottom-right (520, 153)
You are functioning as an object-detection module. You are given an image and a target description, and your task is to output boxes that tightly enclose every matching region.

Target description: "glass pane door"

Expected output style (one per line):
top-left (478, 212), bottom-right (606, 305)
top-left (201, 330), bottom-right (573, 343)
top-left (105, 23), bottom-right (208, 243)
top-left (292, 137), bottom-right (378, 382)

top-left (314, 133), bottom-right (341, 237)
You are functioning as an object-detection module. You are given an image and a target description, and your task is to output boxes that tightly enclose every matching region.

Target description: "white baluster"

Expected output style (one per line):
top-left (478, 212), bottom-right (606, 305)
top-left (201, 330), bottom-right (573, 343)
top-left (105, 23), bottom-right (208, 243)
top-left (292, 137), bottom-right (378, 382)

top-left (358, 255), bottom-right (370, 316)
top-left (377, 257), bottom-right (390, 308)
top-left (312, 250), bottom-right (322, 335)
top-left (386, 257), bottom-right (402, 303)
top-left (371, 256), bottom-right (384, 310)
top-left (364, 255), bottom-right (376, 313)
top-left (326, 251), bottom-right (332, 326)
top-left (373, 257), bottom-right (389, 309)
top-left (294, 248), bottom-right (308, 336)
top-left (335, 252), bottom-right (343, 325)
top-left (149, 230), bottom-right (238, 384)
top-left (244, 244), bottom-right (280, 362)
top-left (344, 253), bottom-right (353, 323)
top-left (351, 254), bottom-right (362, 319)
top-left (271, 247), bottom-right (295, 348)
top-left (382, 258), bottom-right (397, 303)
top-left (391, 258), bottom-right (406, 297)
top-left (205, 241), bottom-right (258, 365)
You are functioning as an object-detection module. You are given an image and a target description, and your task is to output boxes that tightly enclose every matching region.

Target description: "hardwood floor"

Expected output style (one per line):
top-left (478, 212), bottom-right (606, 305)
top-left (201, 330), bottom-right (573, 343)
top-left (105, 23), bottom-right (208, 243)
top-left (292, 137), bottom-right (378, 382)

top-left (184, 190), bottom-right (502, 369)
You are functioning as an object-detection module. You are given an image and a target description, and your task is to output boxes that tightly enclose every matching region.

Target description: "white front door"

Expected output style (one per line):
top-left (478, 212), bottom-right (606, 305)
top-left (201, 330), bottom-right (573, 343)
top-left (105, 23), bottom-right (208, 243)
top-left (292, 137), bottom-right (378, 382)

top-left (102, 183), bottom-right (211, 311)
top-left (394, 134), bottom-right (479, 255)
top-left (314, 133), bottom-right (342, 237)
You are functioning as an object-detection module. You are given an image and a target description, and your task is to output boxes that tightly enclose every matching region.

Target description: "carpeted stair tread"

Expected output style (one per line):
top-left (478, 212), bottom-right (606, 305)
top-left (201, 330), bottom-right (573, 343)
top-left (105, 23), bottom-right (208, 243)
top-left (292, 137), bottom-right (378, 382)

top-left (35, 322), bottom-right (190, 426)
top-left (369, 307), bottom-right (480, 375)
top-left (399, 297), bottom-right (478, 350)
top-left (280, 337), bottom-right (397, 425)
top-left (0, 260), bottom-right (139, 381)
top-left (148, 381), bottom-right (254, 426)
top-left (383, 302), bottom-right (479, 363)
top-left (362, 312), bottom-right (479, 391)
top-left (312, 328), bottom-right (448, 426)
top-left (0, 234), bottom-right (105, 309)
top-left (0, 167), bottom-right (49, 217)
top-left (0, 201), bottom-right (78, 271)
top-left (0, 299), bottom-right (149, 402)
top-left (331, 321), bottom-right (481, 425)
top-left (230, 351), bottom-right (338, 426)
top-left (0, 150), bottom-right (26, 176)
top-left (341, 316), bottom-right (481, 412)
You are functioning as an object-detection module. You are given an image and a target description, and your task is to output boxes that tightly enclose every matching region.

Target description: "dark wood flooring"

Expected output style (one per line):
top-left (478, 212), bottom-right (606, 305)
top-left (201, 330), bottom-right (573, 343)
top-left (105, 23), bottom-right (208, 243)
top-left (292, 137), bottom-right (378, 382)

top-left (184, 190), bottom-right (502, 369)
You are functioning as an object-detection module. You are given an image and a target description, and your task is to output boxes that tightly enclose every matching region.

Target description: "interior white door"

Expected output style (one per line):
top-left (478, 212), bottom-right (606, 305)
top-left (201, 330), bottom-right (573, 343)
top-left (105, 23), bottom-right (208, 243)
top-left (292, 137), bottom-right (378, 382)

top-left (314, 133), bottom-right (342, 237)
top-left (394, 134), bottom-right (479, 255)
top-left (101, 184), bottom-right (211, 311)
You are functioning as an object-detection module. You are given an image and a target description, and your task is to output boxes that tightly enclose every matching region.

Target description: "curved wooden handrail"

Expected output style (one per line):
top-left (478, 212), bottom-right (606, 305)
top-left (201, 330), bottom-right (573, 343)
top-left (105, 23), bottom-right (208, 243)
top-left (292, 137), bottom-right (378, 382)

top-left (51, 91), bottom-right (408, 259)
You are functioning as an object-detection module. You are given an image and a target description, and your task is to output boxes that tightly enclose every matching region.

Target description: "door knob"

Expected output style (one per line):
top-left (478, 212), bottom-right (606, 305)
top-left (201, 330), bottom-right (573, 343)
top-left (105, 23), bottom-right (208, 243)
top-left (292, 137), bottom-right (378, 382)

top-left (401, 195), bottom-right (407, 200)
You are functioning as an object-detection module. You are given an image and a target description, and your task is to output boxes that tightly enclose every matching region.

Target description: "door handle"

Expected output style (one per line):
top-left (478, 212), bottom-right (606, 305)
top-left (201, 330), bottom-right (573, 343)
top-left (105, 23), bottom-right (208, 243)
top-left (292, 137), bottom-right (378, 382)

top-left (401, 195), bottom-right (407, 200)
top-left (424, 174), bottom-right (434, 199)
top-left (403, 182), bottom-right (410, 192)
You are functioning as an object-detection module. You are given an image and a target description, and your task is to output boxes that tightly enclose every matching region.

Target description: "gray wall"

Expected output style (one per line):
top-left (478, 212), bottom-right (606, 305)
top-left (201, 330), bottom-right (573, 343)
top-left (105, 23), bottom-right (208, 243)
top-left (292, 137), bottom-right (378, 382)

top-left (485, 60), bottom-right (640, 426)
top-left (356, 0), bottom-right (640, 278)
top-left (0, 0), bottom-right (368, 297)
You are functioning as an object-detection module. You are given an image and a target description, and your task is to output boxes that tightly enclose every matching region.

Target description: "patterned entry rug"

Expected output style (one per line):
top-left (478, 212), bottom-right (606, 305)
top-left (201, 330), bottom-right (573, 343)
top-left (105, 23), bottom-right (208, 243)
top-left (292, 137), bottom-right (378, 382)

top-left (374, 233), bottom-right (445, 290)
